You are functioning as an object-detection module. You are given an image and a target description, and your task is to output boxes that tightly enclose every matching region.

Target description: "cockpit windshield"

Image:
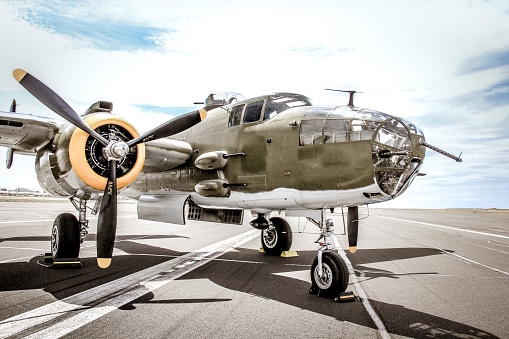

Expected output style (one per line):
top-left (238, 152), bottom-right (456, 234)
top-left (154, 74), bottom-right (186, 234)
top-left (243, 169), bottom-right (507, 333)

top-left (263, 94), bottom-right (312, 121)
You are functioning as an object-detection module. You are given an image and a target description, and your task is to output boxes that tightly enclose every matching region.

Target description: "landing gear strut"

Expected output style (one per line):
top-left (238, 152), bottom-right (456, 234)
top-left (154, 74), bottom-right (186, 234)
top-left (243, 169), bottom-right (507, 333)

top-left (309, 210), bottom-right (349, 298)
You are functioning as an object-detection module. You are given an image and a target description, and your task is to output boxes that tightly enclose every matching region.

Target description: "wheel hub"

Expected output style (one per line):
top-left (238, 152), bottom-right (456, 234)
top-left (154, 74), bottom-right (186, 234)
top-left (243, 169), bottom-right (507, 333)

top-left (314, 263), bottom-right (333, 289)
top-left (262, 226), bottom-right (278, 249)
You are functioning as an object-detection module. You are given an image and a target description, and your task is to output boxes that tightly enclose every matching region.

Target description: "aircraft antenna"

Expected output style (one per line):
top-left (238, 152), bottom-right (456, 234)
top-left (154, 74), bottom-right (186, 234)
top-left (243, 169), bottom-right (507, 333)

top-left (10, 99), bottom-right (16, 112)
top-left (324, 89), bottom-right (363, 107)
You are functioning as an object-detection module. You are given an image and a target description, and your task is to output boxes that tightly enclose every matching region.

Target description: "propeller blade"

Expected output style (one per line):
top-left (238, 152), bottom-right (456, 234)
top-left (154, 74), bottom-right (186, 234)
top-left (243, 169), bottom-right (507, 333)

top-left (347, 206), bottom-right (359, 253)
top-left (127, 110), bottom-right (202, 147)
top-left (96, 160), bottom-right (118, 268)
top-left (13, 69), bottom-right (109, 146)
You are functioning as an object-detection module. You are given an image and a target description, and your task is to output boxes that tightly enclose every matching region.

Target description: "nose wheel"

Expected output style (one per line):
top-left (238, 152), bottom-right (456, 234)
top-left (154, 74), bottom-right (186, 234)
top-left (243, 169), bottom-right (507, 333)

top-left (308, 211), bottom-right (350, 299)
top-left (310, 251), bottom-right (349, 297)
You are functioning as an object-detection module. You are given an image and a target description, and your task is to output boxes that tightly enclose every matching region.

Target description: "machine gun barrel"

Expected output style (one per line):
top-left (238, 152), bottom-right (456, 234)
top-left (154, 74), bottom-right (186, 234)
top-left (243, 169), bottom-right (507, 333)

top-left (421, 141), bottom-right (463, 162)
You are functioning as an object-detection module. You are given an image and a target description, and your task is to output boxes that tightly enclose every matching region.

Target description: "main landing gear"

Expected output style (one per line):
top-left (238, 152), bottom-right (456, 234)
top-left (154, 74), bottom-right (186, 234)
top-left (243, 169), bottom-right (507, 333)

top-left (43, 197), bottom-right (98, 267)
top-left (253, 211), bottom-right (350, 300)
top-left (261, 217), bottom-right (292, 255)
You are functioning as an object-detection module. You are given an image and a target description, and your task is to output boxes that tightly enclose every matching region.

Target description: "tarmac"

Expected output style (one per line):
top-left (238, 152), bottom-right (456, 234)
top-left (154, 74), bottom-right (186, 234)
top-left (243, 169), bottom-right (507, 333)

top-left (0, 200), bottom-right (508, 338)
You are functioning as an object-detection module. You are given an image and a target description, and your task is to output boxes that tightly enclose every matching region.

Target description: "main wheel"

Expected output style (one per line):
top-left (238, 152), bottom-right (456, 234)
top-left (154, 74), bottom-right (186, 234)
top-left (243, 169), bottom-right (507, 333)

top-left (51, 213), bottom-right (81, 259)
top-left (261, 217), bottom-right (292, 255)
top-left (310, 252), bottom-right (349, 296)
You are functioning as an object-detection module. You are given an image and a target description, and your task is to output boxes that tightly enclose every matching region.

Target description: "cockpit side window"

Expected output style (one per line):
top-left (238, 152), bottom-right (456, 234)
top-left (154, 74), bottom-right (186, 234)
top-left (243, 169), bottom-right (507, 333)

top-left (350, 119), bottom-right (373, 141)
top-left (324, 119), bottom-right (349, 143)
top-left (229, 104), bottom-right (244, 127)
top-left (243, 101), bottom-right (264, 123)
top-left (299, 119), bottom-right (324, 146)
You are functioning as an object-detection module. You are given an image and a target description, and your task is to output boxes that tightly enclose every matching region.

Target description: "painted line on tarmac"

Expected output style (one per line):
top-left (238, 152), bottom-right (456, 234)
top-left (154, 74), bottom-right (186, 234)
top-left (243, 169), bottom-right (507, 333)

top-left (469, 242), bottom-right (509, 255)
top-left (374, 215), bottom-right (509, 240)
top-left (0, 229), bottom-right (259, 339)
top-left (0, 219), bottom-right (54, 225)
top-left (0, 215), bottom-right (135, 225)
top-left (0, 256), bottom-right (34, 264)
top-left (375, 223), bottom-right (509, 277)
top-left (333, 236), bottom-right (391, 339)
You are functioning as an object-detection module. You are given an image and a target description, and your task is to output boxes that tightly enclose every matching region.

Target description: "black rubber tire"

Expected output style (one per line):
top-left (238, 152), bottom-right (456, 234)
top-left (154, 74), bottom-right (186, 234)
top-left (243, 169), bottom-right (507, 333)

top-left (51, 213), bottom-right (80, 259)
top-left (261, 217), bottom-right (292, 255)
top-left (310, 252), bottom-right (349, 296)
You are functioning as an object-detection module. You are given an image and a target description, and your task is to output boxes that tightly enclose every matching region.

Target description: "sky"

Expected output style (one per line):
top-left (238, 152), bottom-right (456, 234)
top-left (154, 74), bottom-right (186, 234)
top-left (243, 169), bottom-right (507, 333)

top-left (0, 0), bottom-right (508, 209)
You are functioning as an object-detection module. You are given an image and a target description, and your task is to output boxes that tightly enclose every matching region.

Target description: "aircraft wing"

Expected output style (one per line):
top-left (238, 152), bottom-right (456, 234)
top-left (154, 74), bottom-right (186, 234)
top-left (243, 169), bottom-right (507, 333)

top-left (0, 110), bottom-right (193, 171)
top-left (0, 111), bottom-right (63, 154)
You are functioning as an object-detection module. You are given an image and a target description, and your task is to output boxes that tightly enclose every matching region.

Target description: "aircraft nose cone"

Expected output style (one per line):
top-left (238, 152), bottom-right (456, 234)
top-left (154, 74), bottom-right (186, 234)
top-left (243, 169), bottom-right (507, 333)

top-left (372, 117), bottom-right (424, 197)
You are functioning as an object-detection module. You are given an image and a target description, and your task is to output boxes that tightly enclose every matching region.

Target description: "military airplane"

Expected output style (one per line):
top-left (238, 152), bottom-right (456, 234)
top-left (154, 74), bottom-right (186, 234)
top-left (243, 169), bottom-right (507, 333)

top-left (0, 69), bottom-right (461, 299)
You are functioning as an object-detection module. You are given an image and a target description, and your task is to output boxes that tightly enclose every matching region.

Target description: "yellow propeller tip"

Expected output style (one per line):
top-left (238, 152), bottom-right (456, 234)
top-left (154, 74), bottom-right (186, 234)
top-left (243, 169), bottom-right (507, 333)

top-left (349, 246), bottom-right (357, 254)
top-left (97, 258), bottom-right (112, 268)
top-left (13, 69), bottom-right (27, 82)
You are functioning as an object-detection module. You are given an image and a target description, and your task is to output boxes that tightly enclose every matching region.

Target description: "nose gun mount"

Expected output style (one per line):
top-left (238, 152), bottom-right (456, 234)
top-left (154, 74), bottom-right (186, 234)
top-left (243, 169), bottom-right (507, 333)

top-left (420, 141), bottom-right (463, 162)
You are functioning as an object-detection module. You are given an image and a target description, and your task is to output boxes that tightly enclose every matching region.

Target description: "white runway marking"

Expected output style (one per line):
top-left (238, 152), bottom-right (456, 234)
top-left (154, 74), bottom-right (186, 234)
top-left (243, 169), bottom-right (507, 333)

top-left (374, 215), bottom-right (509, 240)
top-left (0, 214), bottom-right (134, 225)
top-left (469, 242), bottom-right (509, 255)
top-left (332, 236), bottom-right (391, 339)
top-left (0, 229), bottom-right (259, 339)
top-left (0, 219), bottom-right (54, 224)
top-left (374, 223), bottom-right (509, 277)
top-left (0, 256), bottom-right (34, 264)
top-left (0, 246), bottom-right (47, 251)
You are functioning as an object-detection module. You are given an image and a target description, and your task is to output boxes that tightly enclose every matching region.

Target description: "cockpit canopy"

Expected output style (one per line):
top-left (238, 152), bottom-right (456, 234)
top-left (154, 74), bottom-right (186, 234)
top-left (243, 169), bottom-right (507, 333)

top-left (228, 93), bottom-right (312, 127)
top-left (299, 106), bottom-right (423, 146)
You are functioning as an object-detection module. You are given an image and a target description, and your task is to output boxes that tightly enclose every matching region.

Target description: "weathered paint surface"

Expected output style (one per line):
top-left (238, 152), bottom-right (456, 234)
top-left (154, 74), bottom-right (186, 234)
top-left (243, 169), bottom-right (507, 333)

top-left (128, 93), bottom-right (426, 209)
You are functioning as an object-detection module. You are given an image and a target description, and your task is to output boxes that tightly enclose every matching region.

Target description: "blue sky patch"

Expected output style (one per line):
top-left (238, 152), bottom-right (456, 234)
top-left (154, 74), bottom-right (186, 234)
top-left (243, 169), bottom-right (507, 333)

top-left (133, 105), bottom-right (197, 116)
top-left (17, 2), bottom-right (169, 51)
top-left (457, 49), bottom-right (509, 75)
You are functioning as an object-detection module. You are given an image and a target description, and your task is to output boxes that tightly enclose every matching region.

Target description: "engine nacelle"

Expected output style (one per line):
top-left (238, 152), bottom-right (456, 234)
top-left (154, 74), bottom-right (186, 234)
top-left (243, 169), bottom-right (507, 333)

top-left (36, 113), bottom-right (145, 198)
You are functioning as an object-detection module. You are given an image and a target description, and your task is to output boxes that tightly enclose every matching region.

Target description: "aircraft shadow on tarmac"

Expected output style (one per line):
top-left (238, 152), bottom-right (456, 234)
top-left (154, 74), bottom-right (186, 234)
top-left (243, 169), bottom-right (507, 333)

top-left (0, 235), bottom-right (498, 339)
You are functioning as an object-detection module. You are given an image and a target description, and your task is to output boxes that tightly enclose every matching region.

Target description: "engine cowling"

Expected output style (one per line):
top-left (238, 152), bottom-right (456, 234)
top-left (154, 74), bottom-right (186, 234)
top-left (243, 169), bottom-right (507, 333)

top-left (36, 113), bottom-right (145, 198)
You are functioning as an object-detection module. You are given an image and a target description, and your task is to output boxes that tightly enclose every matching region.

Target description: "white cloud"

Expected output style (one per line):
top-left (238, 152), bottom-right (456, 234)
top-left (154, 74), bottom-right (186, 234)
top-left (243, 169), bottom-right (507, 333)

top-left (1, 0), bottom-right (508, 208)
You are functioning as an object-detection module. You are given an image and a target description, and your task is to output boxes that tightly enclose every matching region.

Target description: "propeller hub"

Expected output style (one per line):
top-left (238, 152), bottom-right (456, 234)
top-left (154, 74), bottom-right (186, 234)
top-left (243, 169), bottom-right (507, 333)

top-left (104, 140), bottom-right (130, 161)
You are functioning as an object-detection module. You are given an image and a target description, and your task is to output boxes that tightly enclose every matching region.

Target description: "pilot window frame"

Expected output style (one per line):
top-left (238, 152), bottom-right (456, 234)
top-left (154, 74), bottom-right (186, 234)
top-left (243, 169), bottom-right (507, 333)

top-left (243, 100), bottom-right (265, 124)
top-left (299, 119), bottom-right (325, 146)
top-left (229, 104), bottom-right (245, 127)
top-left (263, 95), bottom-right (312, 122)
top-left (350, 119), bottom-right (374, 141)
top-left (323, 119), bottom-right (349, 144)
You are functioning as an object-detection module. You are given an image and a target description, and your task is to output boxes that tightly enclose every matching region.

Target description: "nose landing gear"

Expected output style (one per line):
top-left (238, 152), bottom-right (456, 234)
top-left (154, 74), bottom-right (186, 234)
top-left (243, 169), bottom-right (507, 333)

top-left (308, 211), bottom-right (350, 299)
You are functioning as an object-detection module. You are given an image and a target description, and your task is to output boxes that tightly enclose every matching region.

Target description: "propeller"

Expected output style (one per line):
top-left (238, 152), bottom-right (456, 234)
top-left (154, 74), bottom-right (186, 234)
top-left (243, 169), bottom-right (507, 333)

top-left (14, 68), bottom-right (203, 268)
top-left (347, 206), bottom-right (359, 253)
top-left (96, 160), bottom-right (117, 268)
top-left (13, 69), bottom-right (109, 146)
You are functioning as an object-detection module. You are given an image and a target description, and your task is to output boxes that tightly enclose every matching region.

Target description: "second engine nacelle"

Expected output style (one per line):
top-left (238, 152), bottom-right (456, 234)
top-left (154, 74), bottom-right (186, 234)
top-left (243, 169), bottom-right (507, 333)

top-left (36, 112), bottom-right (145, 198)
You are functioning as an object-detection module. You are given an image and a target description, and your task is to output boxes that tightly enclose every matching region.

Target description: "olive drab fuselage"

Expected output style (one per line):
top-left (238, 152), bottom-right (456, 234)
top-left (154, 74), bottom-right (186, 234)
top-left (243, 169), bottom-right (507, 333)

top-left (128, 93), bottom-right (426, 211)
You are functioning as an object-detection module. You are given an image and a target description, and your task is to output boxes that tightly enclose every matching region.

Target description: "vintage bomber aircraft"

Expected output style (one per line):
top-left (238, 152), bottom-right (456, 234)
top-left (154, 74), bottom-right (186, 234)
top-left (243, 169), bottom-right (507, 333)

top-left (0, 69), bottom-right (461, 298)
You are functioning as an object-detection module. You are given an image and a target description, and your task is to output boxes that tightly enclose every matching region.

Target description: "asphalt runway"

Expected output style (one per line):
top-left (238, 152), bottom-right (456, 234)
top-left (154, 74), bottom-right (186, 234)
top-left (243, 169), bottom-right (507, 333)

top-left (0, 200), bottom-right (508, 338)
